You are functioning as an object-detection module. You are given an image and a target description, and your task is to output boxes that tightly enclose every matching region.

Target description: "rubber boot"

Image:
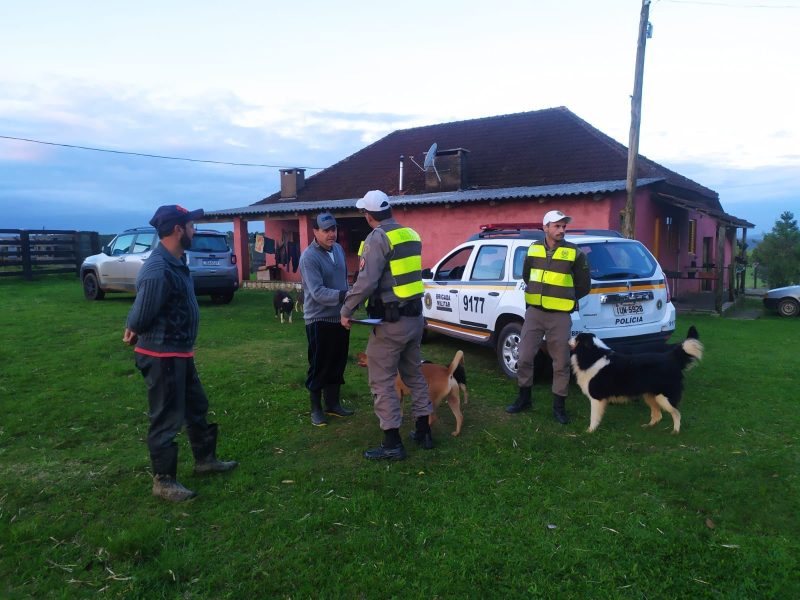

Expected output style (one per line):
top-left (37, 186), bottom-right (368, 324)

top-left (409, 415), bottom-right (434, 449)
top-left (188, 423), bottom-right (239, 474)
top-left (553, 394), bottom-right (570, 425)
top-left (506, 386), bottom-right (532, 413)
top-left (310, 390), bottom-right (328, 427)
top-left (151, 443), bottom-right (196, 501)
top-left (152, 474), bottom-right (197, 502)
top-left (364, 428), bottom-right (406, 460)
top-left (324, 384), bottom-right (354, 418)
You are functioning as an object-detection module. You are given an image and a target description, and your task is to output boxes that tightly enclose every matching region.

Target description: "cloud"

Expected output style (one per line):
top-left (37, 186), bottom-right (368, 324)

top-left (666, 160), bottom-right (800, 234)
top-left (3, 80), bottom-right (799, 238)
top-left (0, 81), bottom-right (391, 232)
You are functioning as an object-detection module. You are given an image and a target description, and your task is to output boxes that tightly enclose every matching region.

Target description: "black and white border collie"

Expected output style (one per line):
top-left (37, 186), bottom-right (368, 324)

top-left (273, 290), bottom-right (294, 324)
top-left (569, 327), bottom-right (703, 434)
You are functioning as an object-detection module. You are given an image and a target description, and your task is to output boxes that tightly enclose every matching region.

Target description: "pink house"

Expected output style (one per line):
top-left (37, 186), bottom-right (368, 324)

top-left (204, 107), bottom-right (752, 308)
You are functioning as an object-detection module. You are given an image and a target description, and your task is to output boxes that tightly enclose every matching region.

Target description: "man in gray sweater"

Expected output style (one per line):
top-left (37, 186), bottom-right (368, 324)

top-left (298, 212), bottom-right (354, 426)
top-left (124, 205), bottom-right (237, 502)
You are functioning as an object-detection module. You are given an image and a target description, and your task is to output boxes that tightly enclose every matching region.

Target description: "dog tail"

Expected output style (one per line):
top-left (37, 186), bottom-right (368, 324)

top-left (677, 336), bottom-right (704, 369)
top-left (447, 350), bottom-right (464, 378)
top-left (686, 325), bottom-right (699, 340)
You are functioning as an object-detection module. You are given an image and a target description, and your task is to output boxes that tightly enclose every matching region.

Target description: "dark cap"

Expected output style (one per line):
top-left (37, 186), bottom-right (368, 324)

top-left (314, 212), bottom-right (337, 230)
top-left (149, 204), bottom-right (204, 231)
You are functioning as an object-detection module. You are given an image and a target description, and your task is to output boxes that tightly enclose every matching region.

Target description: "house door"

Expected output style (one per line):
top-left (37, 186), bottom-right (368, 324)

top-left (702, 236), bottom-right (714, 291)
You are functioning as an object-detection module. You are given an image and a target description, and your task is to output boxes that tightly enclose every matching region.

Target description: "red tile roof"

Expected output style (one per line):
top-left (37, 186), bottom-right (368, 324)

top-left (254, 106), bottom-right (721, 211)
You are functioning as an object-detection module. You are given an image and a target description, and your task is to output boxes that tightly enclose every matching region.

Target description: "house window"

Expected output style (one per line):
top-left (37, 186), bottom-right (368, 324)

top-left (665, 216), bottom-right (675, 250)
top-left (688, 219), bottom-right (697, 255)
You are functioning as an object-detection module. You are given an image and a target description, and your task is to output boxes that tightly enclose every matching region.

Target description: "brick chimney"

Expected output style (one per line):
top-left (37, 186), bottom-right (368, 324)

top-left (425, 148), bottom-right (469, 192)
top-left (280, 168), bottom-right (305, 199)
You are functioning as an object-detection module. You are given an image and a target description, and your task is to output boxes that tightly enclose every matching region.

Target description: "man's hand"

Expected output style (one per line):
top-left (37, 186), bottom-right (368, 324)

top-left (123, 328), bottom-right (138, 345)
top-left (340, 315), bottom-right (352, 330)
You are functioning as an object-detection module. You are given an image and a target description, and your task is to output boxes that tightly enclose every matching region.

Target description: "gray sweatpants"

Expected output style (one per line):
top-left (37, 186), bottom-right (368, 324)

top-left (516, 306), bottom-right (572, 397)
top-left (365, 314), bottom-right (432, 430)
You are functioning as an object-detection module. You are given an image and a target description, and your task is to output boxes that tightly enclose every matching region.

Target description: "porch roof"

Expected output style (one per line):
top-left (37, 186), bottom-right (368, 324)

top-left (654, 192), bottom-right (754, 228)
top-left (202, 178), bottom-right (664, 221)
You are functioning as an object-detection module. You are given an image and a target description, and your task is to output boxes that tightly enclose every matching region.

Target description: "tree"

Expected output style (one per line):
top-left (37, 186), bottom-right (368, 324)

top-left (752, 211), bottom-right (800, 288)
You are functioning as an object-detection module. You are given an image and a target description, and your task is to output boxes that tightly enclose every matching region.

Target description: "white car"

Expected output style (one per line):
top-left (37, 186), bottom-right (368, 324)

top-left (422, 226), bottom-right (676, 378)
top-left (763, 285), bottom-right (800, 317)
top-left (80, 227), bottom-right (239, 304)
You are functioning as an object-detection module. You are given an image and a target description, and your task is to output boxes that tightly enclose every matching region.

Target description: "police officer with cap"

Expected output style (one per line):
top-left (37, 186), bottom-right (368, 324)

top-left (341, 190), bottom-right (433, 460)
top-left (506, 209), bottom-right (591, 423)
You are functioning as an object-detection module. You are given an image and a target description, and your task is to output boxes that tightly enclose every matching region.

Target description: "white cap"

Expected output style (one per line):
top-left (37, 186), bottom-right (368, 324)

top-left (542, 210), bottom-right (572, 226)
top-left (357, 190), bottom-right (391, 213)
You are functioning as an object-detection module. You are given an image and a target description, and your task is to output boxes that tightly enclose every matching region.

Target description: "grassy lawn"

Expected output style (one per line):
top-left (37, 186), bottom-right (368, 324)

top-left (1, 276), bottom-right (798, 599)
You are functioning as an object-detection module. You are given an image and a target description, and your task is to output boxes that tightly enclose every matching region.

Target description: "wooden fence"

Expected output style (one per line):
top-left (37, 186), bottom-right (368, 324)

top-left (0, 229), bottom-right (101, 280)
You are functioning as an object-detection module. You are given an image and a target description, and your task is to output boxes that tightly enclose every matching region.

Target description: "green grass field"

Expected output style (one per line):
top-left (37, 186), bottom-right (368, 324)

top-left (1, 276), bottom-right (798, 599)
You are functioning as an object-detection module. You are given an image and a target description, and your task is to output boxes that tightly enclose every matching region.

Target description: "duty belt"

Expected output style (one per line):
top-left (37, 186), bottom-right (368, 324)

top-left (397, 298), bottom-right (422, 317)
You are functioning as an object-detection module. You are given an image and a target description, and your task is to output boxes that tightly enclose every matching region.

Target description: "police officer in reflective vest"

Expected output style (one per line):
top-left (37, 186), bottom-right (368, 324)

top-left (506, 210), bottom-right (591, 423)
top-left (341, 190), bottom-right (433, 460)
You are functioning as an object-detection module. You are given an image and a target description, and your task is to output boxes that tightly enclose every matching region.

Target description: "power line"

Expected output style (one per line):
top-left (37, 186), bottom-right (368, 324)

top-left (0, 134), bottom-right (325, 170)
top-left (664, 0), bottom-right (799, 8)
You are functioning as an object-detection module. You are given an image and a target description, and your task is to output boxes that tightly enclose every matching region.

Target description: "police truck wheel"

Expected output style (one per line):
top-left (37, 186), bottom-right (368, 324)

top-left (496, 322), bottom-right (522, 379)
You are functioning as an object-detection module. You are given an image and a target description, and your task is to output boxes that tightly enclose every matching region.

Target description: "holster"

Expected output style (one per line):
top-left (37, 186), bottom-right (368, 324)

top-left (383, 302), bottom-right (401, 322)
top-left (366, 295), bottom-right (385, 319)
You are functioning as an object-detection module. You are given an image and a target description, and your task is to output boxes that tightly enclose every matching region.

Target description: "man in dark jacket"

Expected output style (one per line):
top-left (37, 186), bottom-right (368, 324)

top-left (124, 205), bottom-right (237, 502)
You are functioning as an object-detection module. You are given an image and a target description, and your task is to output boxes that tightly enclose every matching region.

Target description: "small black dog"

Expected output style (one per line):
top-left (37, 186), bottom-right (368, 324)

top-left (273, 290), bottom-right (294, 324)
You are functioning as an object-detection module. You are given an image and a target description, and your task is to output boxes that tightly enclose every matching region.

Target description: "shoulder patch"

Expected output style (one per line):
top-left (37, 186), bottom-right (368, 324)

top-left (359, 257), bottom-right (366, 271)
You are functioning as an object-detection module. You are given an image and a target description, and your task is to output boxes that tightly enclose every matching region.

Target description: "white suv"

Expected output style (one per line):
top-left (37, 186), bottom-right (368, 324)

top-left (80, 227), bottom-right (239, 304)
top-left (421, 226), bottom-right (676, 378)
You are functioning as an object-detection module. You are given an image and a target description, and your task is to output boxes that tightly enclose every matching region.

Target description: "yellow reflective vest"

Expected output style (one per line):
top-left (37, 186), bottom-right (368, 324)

top-left (381, 223), bottom-right (424, 299)
top-left (523, 241), bottom-right (579, 312)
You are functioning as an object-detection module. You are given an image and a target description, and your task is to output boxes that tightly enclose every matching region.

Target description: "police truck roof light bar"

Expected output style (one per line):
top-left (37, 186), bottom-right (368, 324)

top-left (479, 223), bottom-right (541, 232)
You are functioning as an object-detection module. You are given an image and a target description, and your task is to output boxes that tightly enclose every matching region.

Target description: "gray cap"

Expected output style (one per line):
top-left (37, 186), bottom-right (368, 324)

top-left (315, 212), bottom-right (337, 230)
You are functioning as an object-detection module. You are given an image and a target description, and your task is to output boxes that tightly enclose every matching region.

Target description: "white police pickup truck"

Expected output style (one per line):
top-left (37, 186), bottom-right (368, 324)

top-left (421, 225), bottom-right (676, 378)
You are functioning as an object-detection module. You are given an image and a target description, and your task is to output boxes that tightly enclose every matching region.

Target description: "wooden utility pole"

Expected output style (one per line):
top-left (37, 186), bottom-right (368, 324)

top-left (623, 0), bottom-right (651, 239)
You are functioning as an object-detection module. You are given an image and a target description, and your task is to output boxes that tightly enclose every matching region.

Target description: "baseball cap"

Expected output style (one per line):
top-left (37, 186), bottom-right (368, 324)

top-left (149, 204), bottom-right (204, 231)
top-left (542, 210), bottom-right (572, 226)
top-left (315, 212), bottom-right (337, 230)
top-left (356, 190), bottom-right (391, 213)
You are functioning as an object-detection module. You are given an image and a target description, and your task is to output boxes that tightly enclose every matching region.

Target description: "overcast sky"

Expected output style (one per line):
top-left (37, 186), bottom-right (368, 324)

top-left (1, 0), bottom-right (798, 236)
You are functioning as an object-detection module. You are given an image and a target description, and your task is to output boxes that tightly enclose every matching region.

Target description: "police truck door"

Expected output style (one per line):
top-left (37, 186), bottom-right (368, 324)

top-left (457, 244), bottom-right (509, 330)
top-left (423, 246), bottom-right (472, 330)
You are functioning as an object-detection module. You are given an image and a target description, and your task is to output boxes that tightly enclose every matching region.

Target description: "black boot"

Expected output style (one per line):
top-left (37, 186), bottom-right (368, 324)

top-left (188, 423), bottom-right (239, 474)
top-left (409, 415), bottom-right (434, 449)
top-left (506, 386), bottom-right (532, 413)
top-left (364, 428), bottom-right (406, 460)
top-left (324, 384), bottom-right (354, 418)
top-left (553, 394), bottom-right (570, 425)
top-left (151, 443), bottom-right (196, 501)
top-left (310, 390), bottom-right (327, 427)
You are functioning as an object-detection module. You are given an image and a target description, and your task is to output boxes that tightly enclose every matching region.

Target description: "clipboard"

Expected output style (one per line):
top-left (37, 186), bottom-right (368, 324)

top-left (350, 318), bottom-right (383, 326)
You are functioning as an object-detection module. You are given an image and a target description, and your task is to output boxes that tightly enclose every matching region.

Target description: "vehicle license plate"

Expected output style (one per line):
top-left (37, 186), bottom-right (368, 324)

top-left (613, 302), bottom-right (643, 316)
top-left (202, 259), bottom-right (220, 266)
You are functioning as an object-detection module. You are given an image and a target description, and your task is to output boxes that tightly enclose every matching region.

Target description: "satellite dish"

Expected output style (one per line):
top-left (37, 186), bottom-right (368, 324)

top-left (409, 142), bottom-right (441, 182)
top-left (423, 143), bottom-right (438, 169)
